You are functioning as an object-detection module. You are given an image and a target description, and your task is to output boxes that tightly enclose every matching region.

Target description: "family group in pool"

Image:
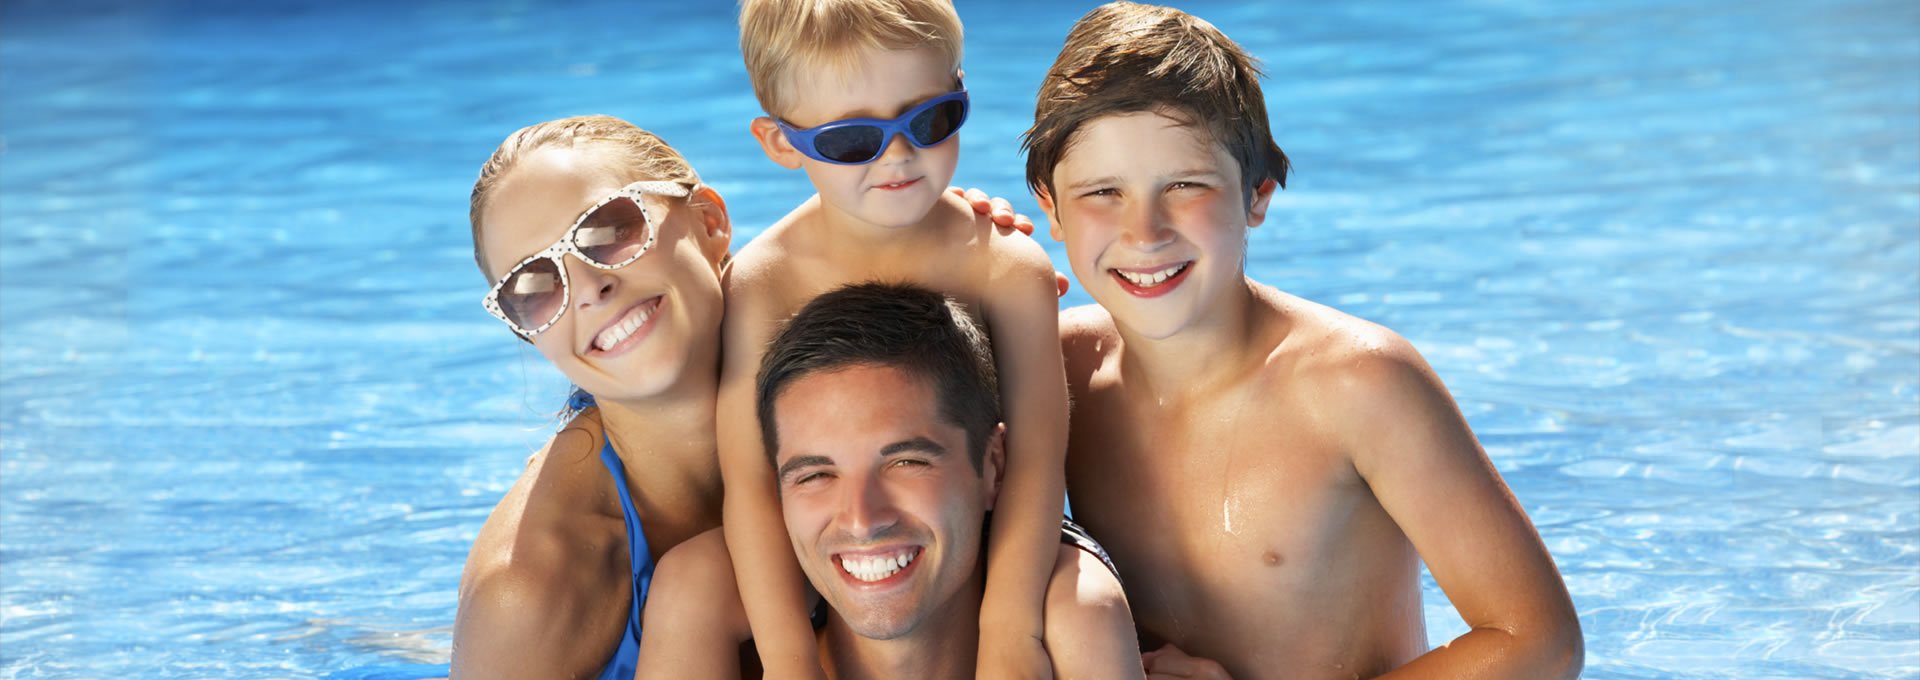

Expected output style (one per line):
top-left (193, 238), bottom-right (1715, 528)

top-left (451, 2), bottom-right (1583, 678)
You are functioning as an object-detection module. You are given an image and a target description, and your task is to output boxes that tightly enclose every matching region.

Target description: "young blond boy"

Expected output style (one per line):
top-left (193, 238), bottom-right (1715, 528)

top-left (716, 1), bottom-right (1100, 677)
top-left (1026, 3), bottom-right (1584, 678)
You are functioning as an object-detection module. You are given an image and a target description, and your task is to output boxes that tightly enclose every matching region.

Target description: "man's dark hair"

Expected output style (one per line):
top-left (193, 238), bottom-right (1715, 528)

top-left (756, 282), bottom-right (1000, 472)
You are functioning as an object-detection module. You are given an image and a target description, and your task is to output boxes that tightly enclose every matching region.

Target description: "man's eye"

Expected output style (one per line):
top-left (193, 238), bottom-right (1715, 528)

top-left (791, 471), bottom-right (829, 486)
top-left (1168, 181), bottom-right (1208, 192)
top-left (1080, 187), bottom-right (1118, 199)
top-left (890, 458), bottom-right (929, 469)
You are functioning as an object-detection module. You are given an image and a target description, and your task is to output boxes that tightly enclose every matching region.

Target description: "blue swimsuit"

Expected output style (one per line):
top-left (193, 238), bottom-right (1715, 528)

top-left (594, 433), bottom-right (653, 680)
top-left (332, 396), bottom-right (654, 680)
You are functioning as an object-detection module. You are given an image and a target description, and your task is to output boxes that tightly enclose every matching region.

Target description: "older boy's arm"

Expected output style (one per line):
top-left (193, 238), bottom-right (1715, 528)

top-left (717, 287), bottom-right (829, 680)
top-left (1336, 340), bottom-right (1583, 679)
top-left (976, 242), bottom-right (1072, 680)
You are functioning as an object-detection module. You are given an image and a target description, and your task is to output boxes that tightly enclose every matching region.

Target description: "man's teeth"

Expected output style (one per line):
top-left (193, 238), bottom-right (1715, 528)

top-left (1117, 262), bottom-right (1189, 287)
top-left (842, 548), bottom-right (918, 583)
top-left (594, 304), bottom-right (655, 350)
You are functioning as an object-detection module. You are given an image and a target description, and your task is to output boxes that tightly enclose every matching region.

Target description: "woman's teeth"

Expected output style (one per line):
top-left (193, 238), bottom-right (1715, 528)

top-left (594, 303), bottom-right (655, 350)
top-left (842, 548), bottom-right (918, 582)
top-left (1116, 262), bottom-right (1189, 287)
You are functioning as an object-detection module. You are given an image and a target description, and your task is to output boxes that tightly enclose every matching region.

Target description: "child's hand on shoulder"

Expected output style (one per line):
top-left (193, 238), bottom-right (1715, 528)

top-left (950, 186), bottom-right (1035, 235)
top-left (948, 186), bottom-right (1071, 298)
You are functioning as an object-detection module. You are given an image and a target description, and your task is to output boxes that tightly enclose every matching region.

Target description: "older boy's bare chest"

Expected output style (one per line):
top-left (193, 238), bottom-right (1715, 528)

top-left (1063, 364), bottom-right (1399, 658)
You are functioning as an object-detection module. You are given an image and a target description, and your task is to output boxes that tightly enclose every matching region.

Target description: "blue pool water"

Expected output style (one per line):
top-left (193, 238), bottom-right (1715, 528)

top-left (2, 0), bottom-right (1915, 677)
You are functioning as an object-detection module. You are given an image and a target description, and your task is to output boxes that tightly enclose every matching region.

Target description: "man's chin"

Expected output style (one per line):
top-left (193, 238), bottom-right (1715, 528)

top-left (824, 589), bottom-right (927, 641)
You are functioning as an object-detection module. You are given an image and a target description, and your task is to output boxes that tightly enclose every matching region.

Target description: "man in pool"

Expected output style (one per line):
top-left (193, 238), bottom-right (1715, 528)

top-left (754, 282), bottom-right (1145, 680)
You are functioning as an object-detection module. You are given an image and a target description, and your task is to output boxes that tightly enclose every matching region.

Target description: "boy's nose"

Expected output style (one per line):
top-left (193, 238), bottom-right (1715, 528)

top-left (1120, 202), bottom-right (1176, 250)
top-left (874, 132), bottom-right (916, 164)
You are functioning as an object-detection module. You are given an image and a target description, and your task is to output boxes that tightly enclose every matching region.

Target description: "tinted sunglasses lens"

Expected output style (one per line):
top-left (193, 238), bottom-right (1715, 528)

top-left (574, 196), bottom-right (652, 265)
top-left (812, 125), bottom-right (886, 163)
top-left (498, 258), bottom-right (564, 331)
top-left (909, 99), bottom-right (965, 146)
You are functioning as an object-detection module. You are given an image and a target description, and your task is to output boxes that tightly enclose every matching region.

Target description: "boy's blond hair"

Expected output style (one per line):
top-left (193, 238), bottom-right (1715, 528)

top-left (1024, 1), bottom-right (1288, 204)
top-left (739, 0), bottom-right (964, 118)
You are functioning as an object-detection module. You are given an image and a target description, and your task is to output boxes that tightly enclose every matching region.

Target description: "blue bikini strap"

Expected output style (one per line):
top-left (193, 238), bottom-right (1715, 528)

top-left (597, 438), bottom-right (653, 634)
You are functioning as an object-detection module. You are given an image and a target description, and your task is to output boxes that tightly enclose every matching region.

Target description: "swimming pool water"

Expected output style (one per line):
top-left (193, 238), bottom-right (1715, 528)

top-left (2, 0), bottom-right (1915, 677)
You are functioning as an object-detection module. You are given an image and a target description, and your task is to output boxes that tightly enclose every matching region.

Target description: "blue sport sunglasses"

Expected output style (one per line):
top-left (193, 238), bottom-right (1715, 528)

top-left (775, 89), bottom-right (969, 165)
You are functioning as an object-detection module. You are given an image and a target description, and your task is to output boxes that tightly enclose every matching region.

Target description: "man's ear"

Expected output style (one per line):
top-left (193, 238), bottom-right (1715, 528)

top-left (750, 117), bottom-right (805, 170)
top-left (981, 422), bottom-right (1008, 509)
top-left (691, 185), bottom-right (733, 269)
top-left (1246, 177), bottom-right (1279, 228)
top-left (1034, 189), bottom-right (1064, 242)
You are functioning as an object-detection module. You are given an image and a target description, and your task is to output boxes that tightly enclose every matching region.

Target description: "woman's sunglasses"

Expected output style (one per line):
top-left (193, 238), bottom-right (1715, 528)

top-left (481, 180), bottom-right (695, 338)
top-left (775, 89), bottom-right (969, 165)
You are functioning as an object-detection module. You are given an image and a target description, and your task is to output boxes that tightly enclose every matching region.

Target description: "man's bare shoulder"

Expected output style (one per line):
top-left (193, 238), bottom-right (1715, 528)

top-left (1059, 304), bottom-right (1119, 379)
top-left (1042, 544), bottom-right (1145, 680)
top-left (1060, 304), bottom-right (1118, 342)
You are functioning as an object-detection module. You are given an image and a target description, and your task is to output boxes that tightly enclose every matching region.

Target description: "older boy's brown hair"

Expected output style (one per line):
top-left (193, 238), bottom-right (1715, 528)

top-left (1023, 1), bottom-right (1288, 205)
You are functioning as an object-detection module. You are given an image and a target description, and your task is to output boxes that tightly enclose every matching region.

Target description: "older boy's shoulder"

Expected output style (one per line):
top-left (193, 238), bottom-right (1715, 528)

top-left (1256, 287), bottom-right (1435, 411)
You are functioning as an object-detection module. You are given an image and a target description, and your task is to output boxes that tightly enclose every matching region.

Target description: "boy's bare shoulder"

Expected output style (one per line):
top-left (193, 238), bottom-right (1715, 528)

top-left (724, 215), bottom-right (799, 296)
top-left (1257, 286), bottom-right (1443, 427)
top-left (916, 190), bottom-right (1050, 281)
top-left (974, 203), bottom-right (1054, 276)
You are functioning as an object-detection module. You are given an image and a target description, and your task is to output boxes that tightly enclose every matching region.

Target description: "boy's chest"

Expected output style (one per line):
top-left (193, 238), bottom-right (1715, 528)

top-left (1062, 379), bottom-right (1384, 623)
top-left (780, 255), bottom-right (985, 314)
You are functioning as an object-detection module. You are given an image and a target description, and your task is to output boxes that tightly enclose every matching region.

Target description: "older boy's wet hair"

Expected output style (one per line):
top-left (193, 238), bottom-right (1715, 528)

top-left (756, 283), bottom-right (999, 473)
top-left (1023, 1), bottom-right (1289, 205)
top-left (739, 0), bottom-right (964, 118)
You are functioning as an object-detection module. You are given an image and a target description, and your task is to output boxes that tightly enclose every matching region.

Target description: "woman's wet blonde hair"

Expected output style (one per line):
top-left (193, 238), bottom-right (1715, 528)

top-left (468, 114), bottom-right (702, 278)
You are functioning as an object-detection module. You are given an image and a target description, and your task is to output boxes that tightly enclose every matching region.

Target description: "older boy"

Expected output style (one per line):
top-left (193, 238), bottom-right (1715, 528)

top-left (1024, 3), bottom-right (1583, 678)
top-left (721, 1), bottom-right (1071, 677)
